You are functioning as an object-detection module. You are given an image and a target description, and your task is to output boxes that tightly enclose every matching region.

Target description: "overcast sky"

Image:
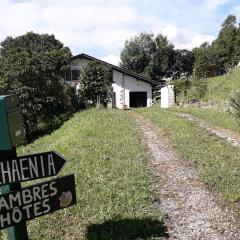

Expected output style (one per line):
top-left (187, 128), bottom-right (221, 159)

top-left (1, 0), bottom-right (240, 65)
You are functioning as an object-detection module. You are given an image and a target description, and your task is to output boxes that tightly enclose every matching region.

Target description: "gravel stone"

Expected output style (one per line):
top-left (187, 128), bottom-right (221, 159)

top-left (177, 113), bottom-right (240, 148)
top-left (134, 114), bottom-right (240, 240)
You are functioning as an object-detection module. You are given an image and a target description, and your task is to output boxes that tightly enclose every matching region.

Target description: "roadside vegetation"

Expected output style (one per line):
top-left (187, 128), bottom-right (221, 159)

top-left (176, 68), bottom-right (240, 103)
top-left (137, 107), bottom-right (240, 214)
top-left (169, 107), bottom-right (239, 133)
top-left (13, 109), bottom-right (166, 240)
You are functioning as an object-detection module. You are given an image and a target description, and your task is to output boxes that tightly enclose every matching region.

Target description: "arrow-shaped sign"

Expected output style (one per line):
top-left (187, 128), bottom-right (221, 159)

top-left (0, 151), bottom-right (66, 186)
top-left (0, 174), bottom-right (76, 230)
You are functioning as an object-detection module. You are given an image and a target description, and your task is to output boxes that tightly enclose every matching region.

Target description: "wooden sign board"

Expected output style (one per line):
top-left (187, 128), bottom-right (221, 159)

top-left (0, 174), bottom-right (76, 230)
top-left (0, 151), bottom-right (66, 186)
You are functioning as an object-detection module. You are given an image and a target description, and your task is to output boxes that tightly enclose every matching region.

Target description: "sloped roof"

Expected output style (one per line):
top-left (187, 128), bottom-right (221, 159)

top-left (72, 53), bottom-right (155, 84)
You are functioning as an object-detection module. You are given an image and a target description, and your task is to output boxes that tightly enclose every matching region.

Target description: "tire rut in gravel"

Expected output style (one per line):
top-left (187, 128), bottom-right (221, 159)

top-left (176, 113), bottom-right (240, 149)
top-left (133, 113), bottom-right (240, 240)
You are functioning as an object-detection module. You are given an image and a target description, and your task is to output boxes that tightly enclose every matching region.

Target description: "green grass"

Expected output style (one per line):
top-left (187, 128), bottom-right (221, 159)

top-left (137, 107), bottom-right (240, 214)
top-left (169, 107), bottom-right (240, 133)
top-left (204, 68), bottom-right (240, 101)
top-left (179, 68), bottom-right (240, 103)
top-left (4, 109), bottom-right (166, 240)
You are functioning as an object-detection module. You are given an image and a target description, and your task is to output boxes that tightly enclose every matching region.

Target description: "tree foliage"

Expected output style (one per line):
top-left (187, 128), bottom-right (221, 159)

top-left (212, 14), bottom-right (238, 70)
top-left (166, 49), bottom-right (195, 79)
top-left (192, 42), bottom-right (215, 79)
top-left (193, 14), bottom-right (240, 78)
top-left (78, 61), bottom-right (112, 107)
top-left (120, 32), bottom-right (174, 81)
top-left (230, 91), bottom-right (240, 125)
top-left (0, 32), bottom-right (72, 140)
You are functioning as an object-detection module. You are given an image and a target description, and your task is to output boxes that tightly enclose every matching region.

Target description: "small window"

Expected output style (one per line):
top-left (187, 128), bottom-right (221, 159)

top-left (71, 70), bottom-right (80, 81)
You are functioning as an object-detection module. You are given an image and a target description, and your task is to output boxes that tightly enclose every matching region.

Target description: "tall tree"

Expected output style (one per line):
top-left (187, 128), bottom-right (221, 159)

top-left (166, 49), bottom-right (195, 79)
top-left (0, 32), bottom-right (72, 140)
top-left (193, 42), bottom-right (214, 79)
top-left (120, 32), bottom-right (174, 81)
top-left (78, 61), bottom-right (112, 107)
top-left (212, 14), bottom-right (238, 70)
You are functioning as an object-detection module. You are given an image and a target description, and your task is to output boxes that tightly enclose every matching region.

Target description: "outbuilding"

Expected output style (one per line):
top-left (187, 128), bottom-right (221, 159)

top-left (65, 53), bottom-right (153, 109)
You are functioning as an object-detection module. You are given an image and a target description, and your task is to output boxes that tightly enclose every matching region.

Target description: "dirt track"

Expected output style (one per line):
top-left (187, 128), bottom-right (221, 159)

top-left (133, 114), bottom-right (240, 240)
top-left (176, 113), bottom-right (240, 149)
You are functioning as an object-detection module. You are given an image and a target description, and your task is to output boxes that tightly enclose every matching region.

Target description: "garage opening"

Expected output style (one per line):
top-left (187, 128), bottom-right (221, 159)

top-left (129, 92), bottom-right (147, 108)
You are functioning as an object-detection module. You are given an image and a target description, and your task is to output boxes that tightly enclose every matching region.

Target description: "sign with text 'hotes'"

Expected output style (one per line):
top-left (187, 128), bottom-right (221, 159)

top-left (0, 151), bottom-right (66, 186)
top-left (0, 174), bottom-right (76, 230)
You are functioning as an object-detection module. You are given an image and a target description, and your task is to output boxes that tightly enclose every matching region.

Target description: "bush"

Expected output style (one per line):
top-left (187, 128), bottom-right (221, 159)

top-left (187, 79), bottom-right (208, 100)
top-left (174, 78), bottom-right (191, 97)
top-left (230, 91), bottom-right (240, 123)
top-left (78, 61), bottom-right (112, 107)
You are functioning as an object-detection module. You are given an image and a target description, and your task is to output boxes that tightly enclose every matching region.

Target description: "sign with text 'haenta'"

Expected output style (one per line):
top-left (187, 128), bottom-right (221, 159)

top-left (0, 151), bottom-right (66, 186)
top-left (0, 174), bottom-right (76, 230)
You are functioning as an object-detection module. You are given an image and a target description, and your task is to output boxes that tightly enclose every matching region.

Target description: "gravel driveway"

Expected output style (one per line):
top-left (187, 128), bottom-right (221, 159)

top-left (133, 114), bottom-right (240, 240)
top-left (176, 113), bottom-right (240, 149)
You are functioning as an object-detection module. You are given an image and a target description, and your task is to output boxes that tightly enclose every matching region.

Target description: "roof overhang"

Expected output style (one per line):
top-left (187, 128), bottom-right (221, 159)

top-left (72, 53), bottom-right (155, 85)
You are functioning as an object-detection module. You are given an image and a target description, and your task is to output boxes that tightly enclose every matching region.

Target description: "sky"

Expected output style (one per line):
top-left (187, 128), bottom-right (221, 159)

top-left (0, 0), bottom-right (240, 65)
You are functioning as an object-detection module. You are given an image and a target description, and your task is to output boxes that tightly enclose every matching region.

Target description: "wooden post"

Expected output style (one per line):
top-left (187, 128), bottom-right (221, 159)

top-left (0, 149), bottom-right (29, 240)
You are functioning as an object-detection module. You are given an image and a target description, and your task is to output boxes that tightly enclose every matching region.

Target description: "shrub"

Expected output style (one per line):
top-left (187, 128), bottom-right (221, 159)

top-left (230, 91), bottom-right (240, 122)
top-left (78, 61), bottom-right (112, 107)
top-left (187, 79), bottom-right (208, 100)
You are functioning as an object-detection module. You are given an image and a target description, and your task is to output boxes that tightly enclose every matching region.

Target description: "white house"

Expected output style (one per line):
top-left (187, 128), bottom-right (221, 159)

top-left (65, 53), bottom-right (153, 109)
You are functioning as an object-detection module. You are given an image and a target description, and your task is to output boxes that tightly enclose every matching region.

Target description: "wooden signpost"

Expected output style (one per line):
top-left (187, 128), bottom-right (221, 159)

top-left (0, 95), bottom-right (77, 240)
top-left (0, 151), bottom-right (66, 186)
top-left (0, 174), bottom-right (76, 230)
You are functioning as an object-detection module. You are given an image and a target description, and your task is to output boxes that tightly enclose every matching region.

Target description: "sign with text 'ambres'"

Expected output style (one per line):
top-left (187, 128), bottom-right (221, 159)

top-left (0, 174), bottom-right (76, 230)
top-left (0, 151), bottom-right (66, 186)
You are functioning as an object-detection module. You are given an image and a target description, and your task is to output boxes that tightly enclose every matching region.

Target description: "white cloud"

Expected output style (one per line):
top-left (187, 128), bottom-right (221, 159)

top-left (160, 25), bottom-right (178, 39)
top-left (100, 54), bottom-right (120, 66)
top-left (204, 0), bottom-right (230, 10)
top-left (0, 0), bottom-right (235, 59)
top-left (155, 24), bottom-right (215, 50)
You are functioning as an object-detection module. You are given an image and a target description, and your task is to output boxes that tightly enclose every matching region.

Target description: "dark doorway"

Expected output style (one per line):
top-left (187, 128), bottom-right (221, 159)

top-left (130, 92), bottom-right (147, 108)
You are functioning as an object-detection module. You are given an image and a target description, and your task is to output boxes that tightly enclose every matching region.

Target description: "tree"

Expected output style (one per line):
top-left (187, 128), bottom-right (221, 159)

top-left (166, 49), bottom-right (195, 79)
top-left (120, 32), bottom-right (174, 81)
top-left (192, 42), bottom-right (215, 79)
top-left (0, 32), bottom-right (72, 140)
top-left (212, 14), bottom-right (238, 70)
top-left (221, 14), bottom-right (237, 29)
top-left (78, 61), bottom-right (112, 107)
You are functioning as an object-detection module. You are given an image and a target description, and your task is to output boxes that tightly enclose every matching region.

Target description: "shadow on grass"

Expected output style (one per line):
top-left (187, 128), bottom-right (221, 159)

top-left (86, 218), bottom-right (169, 240)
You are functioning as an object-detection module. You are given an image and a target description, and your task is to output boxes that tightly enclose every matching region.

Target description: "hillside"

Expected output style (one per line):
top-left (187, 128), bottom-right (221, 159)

top-left (178, 68), bottom-right (240, 104)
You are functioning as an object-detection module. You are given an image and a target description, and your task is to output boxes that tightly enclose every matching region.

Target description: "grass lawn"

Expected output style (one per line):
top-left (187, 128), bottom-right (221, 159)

top-left (137, 107), bottom-right (240, 214)
top-left (177, 68), bottom-right (240, 104)
top-left (168, 107), bottom-right (240, 133)
top-left (203, 68), bottom-right (240, 102)
top-left (4, 109), bottom-right (166, 240)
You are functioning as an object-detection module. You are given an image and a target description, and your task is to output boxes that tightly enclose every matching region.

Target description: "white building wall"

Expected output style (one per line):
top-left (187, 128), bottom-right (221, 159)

top-left (112, 71), bottom-right (124, 108)
top-left (67, 58), bottom-right (153, 109)
top-left (124, 74), bottom-right (152, 108)
top-left (112, 70), bottom-right (152, 108)
top-left (161, 85), bottom-right (175, 108)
